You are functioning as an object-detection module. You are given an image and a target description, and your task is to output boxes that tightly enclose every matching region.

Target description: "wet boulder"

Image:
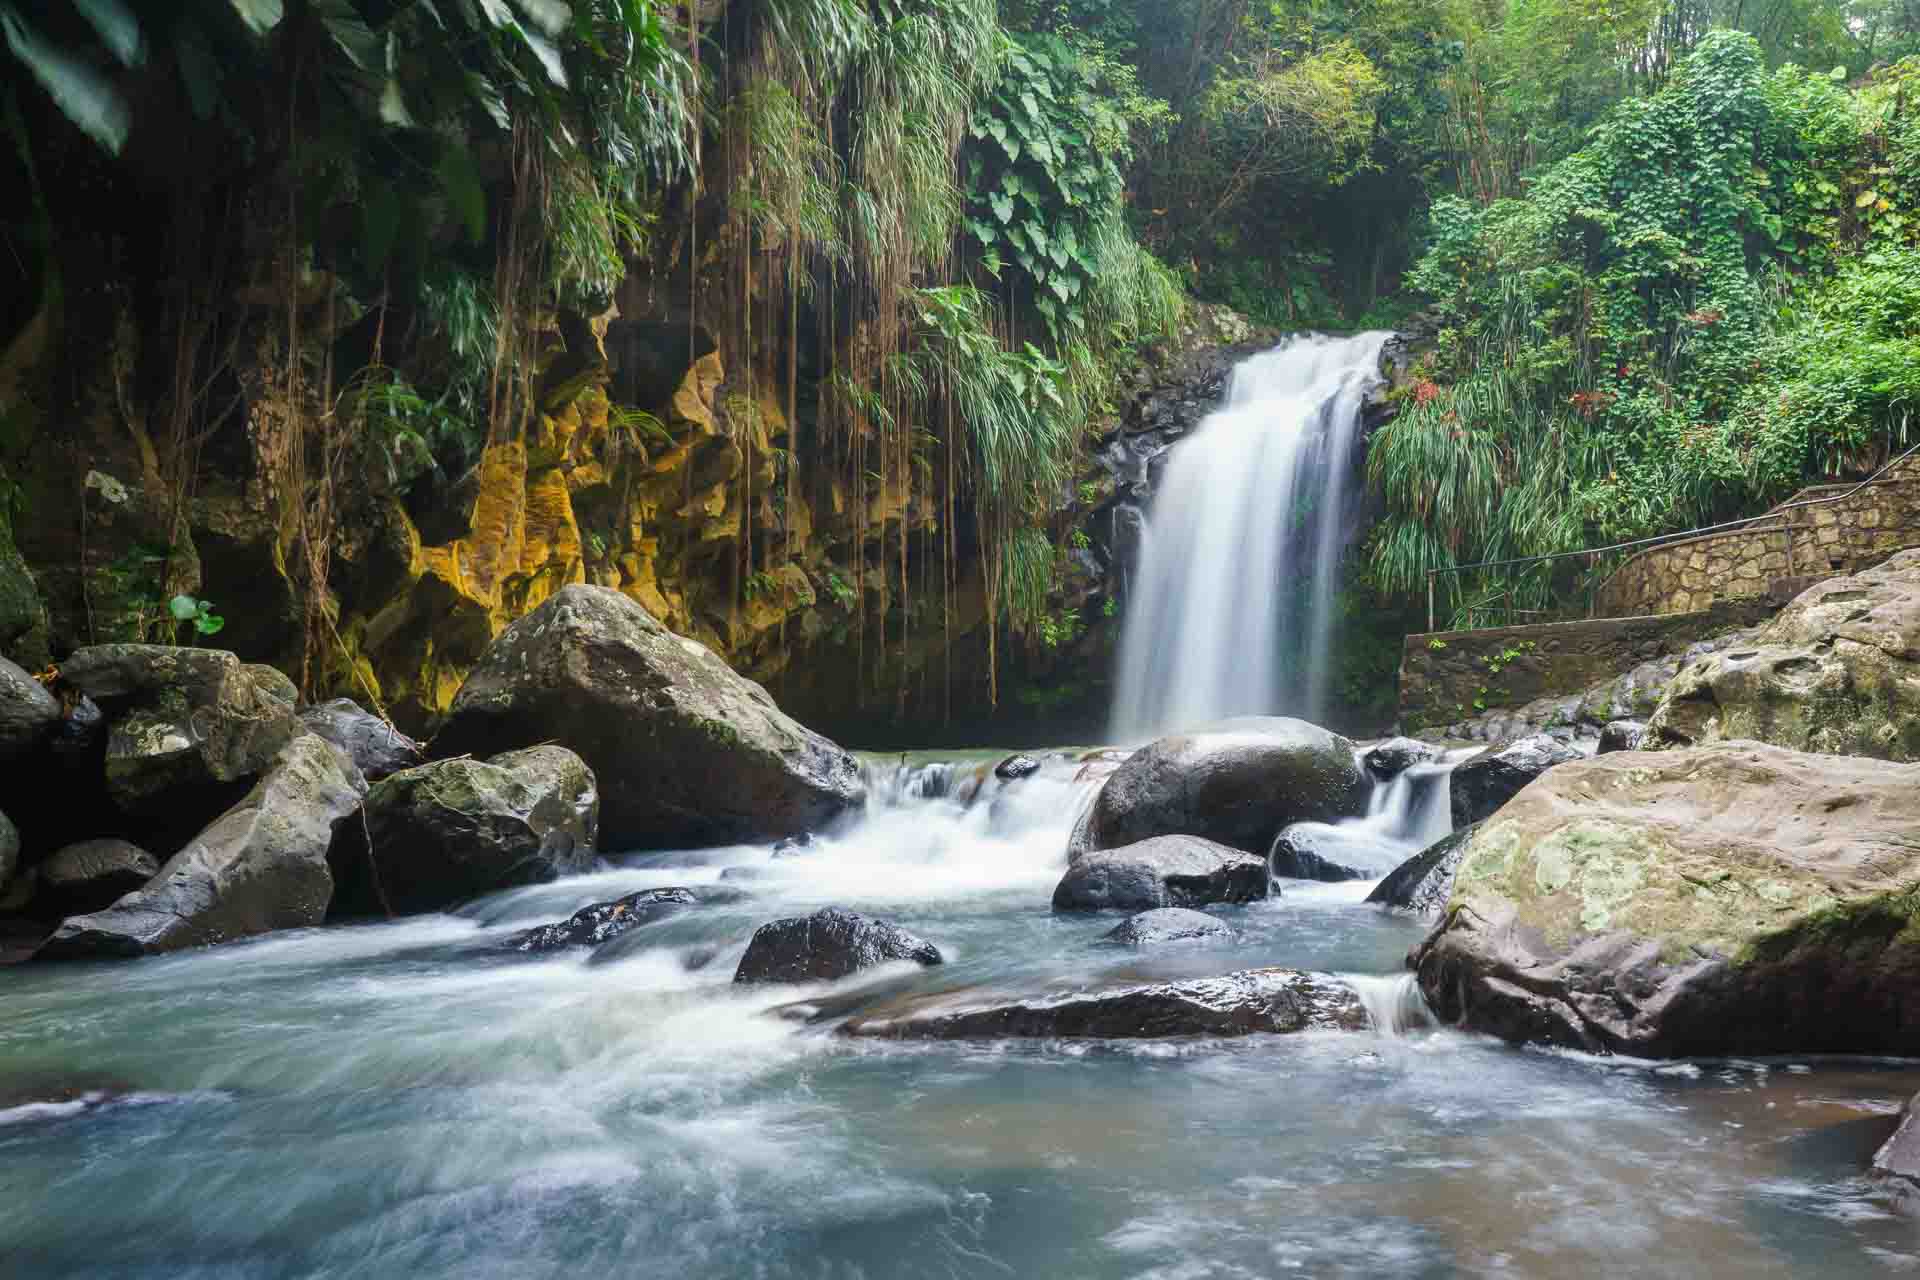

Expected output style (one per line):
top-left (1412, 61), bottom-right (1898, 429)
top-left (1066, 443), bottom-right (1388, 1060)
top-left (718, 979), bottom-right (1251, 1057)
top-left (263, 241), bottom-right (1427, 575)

top-left (1363, 737), bottom-right (1442, 780)
top-left (329, 745), bottom-right (597, 917)
top-left (1449, 734), bottom-right (1582, 826)
top-left (841, 968), bottom-right (1366, 1039)
top-left (1873, 1092), bottom-right (1920, 1213)
top-left (995, 754), bottom-right (1042, 781)
top-left (1413, 742), bottom-right (1920, 1057)
top-left (505, 887), bottom-right (697, 953)
top-left (1052, 835), bottom-right (1268, 912)
top-left (1268, 822), bottom-right (1395, 883)
top-left (0, 808), bottom-right (16, 891)
top-left (36, 734), bottom-right (365, 960)
top-left (1646, 552), bottom-right (1920, 760)
top-left (1068, 718), bottom-right (1368, 861)
top-left (297, 699), bottom-right (425, 781)
top-left (770, 833), bottom-right (817, 859)
top-left (1102, 907), bottom-right (1233, 947)
top-left (0, 657), bottom-right (58, 762)
top-left (1597, 720), bottom-right (1647, 754)
top-left (37, 838), bottom-right (160, 915)
top-left (60, 645), bottom-right (302, 825)
top-left (432, 585), bottom-right (864, 851)
top-left (733, 906), bottom-right (942, 984)
top-left (1364, 825), bottom-right (1478, 917)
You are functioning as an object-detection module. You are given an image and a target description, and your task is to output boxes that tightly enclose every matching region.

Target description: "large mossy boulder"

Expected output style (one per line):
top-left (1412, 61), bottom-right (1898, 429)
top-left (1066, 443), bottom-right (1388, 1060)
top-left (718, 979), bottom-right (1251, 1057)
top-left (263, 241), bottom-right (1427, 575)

top-left (59, 644), bottom-right (301, 825)
top-left (431, 585), bottom-right (864, 851)
top-left (1647, 551), bottom-right (1920, 760)
top-left (1412, 742), bottom-right (1920, 1057)
top-left (35, 734), bottom-right (365, 960)
top-left (328, 745), bottom-right (597, 917)
top-left (1052, 835), bottom-right (1268, 912)
top-left (1068, 718), bottom-right (1368, 861)
top-left (841, 968), bottom-right (1366, 1040)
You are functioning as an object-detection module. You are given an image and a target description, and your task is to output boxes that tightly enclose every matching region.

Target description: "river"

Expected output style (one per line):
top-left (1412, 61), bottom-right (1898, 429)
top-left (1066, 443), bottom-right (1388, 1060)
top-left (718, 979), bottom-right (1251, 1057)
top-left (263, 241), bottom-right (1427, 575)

top-left (5, 753), bottom-right (1918, 1278)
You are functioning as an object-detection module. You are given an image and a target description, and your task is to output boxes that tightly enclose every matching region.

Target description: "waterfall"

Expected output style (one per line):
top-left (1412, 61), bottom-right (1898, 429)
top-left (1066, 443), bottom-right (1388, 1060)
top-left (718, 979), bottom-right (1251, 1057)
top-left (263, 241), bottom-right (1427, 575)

top-left (1110, 331), bottom-right (1393, 741)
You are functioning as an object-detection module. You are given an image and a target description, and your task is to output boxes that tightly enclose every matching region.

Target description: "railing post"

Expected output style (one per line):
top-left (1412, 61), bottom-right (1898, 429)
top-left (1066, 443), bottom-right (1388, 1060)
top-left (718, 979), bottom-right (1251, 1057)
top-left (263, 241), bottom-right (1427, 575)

top-left (1427, 573), bottom-right (1435, 635)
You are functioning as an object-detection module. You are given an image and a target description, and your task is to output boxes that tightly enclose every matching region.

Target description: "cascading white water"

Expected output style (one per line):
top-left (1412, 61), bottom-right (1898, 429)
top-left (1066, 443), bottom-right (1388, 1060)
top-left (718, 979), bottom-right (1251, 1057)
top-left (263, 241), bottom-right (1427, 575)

top-left (1110, 331), bottom-right (1393, 742)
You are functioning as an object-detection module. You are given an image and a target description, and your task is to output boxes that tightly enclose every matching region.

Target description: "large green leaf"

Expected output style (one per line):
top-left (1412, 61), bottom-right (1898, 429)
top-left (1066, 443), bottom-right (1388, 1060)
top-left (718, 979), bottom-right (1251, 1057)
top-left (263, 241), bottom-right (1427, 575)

top-left (438, 143), bottom-right (488, 242)
top-left (989, 191), bottom-right (1014, 224)
top-left (74, 0), bottom-right (141, 66)
top-left (1, 7), bottom-right (129, 153)
top-left (226, 0), bottom-right (284, 34)
top-left (511, 0), bottom-right (570, 36)
top-left (518, 24), bottom-right (567, 86)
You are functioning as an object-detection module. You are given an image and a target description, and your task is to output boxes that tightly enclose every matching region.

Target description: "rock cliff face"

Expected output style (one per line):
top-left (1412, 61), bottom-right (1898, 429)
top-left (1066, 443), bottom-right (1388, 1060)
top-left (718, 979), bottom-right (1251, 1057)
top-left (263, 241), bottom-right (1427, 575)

top-left (2, 249), bottom-right (1326, 747)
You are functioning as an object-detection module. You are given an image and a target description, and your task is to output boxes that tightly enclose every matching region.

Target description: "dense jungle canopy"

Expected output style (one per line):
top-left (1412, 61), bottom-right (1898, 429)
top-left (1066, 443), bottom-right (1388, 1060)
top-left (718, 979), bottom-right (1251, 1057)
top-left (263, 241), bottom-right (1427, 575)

top-left (3, 0), bottom-right (1920, 734)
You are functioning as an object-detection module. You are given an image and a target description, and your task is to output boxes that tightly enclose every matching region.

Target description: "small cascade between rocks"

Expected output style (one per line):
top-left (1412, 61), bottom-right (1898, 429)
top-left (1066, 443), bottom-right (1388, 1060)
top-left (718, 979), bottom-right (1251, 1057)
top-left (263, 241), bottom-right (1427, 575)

top-left (1110, 331), bottom-right (1393, 742)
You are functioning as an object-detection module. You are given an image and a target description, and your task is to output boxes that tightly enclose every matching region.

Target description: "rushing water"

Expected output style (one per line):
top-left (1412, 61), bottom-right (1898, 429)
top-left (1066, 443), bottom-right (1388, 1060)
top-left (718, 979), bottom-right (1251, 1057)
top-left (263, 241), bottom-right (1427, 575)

top-left (5, 753), bottom-right (1920, 1279)
top-left (1111, 332), bottom-right (1393, 742)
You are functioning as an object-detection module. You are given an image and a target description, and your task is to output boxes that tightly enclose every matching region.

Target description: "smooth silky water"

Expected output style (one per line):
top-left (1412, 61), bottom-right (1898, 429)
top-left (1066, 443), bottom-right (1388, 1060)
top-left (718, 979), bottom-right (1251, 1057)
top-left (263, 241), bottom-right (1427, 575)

top-left (1111, 332), bottom-right (1393, 741)
top-left (6, 754), bottom-right (1920, 1278)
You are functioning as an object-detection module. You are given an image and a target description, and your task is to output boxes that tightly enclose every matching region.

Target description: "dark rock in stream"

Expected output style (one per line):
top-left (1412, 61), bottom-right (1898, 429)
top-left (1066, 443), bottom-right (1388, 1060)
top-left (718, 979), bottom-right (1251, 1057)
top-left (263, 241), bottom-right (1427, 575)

top-left (733, 907), bottom-right (942, 984)
top-left (1363, 737), bottom-right (1442, 780)
top-left (1873, 1092), bottom-right (1920, 1213)
top-left (36, 734), bottom-right (366, 959)
top-left (506, 887), bottom-right (698, 952)
top-left (1102, 907), bottom-right (1233, 947)
top-left (994, 754), bottom-right (1042, 781)
top-left (1269, 823), bottom-right (1369, 883)
top-left (1068, 718), bottom-right (1369, 861)
top-left (431, 585), bottom-right (865, 852)
top-left (1053, 835), bottom-right (1268, 912)
top-left (1365, 825), bottom-right (1478, 917)
top-left (38, 838), bottom-right (160, 914)
top-left (770, 833), bottom-right (817, 859)
top-left (840, 968), bottom-right (1367, 1039)
top-left (1448, 734), bottom-right (1582, 826)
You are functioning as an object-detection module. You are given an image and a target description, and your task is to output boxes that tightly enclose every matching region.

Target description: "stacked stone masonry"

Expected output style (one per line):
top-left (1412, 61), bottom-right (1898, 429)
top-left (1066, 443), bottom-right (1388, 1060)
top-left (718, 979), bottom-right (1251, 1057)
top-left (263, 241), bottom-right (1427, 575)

top-left (1593, 460), bottom-right (1920, 617)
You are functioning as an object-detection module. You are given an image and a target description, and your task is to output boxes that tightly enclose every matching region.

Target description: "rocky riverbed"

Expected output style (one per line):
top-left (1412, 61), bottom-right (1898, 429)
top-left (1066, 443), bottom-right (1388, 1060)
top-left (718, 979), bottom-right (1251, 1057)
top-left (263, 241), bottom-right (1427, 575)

top-left (8, 569), bottom-right (1920, 1275)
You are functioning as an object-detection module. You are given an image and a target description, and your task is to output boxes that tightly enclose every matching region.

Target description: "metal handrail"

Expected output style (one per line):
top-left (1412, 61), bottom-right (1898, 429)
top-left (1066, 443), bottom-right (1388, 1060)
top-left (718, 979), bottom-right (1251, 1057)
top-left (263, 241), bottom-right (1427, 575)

top-left (1423, 440), bottom-right (1920, 632)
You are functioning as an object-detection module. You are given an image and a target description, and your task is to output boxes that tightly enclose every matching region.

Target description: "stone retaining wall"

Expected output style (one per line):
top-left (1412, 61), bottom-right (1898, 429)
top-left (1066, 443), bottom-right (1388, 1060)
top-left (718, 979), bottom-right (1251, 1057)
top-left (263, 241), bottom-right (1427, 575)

top-left (1399, 600), bottom-right (1780, 732)
top-left (1594, 461), bottom-right (1920, 616)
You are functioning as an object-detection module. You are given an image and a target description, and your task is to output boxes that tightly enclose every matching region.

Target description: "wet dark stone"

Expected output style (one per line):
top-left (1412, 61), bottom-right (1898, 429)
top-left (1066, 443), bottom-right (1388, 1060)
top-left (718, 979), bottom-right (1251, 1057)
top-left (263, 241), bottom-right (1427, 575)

top-left (1449, 734), bottom-right (1582, 826)
top-left (841, 968), bottom-right (1367, 1039)
top-left (505, 887), bottom-right (698, 953)
top-left (1269, 824), bottom-right (1369, 883)
top-left (1363, 737), bottom-right (1442, 780)
top-left (1052, 835), bottom-right (1269, 912)
top-left (770, 833), bottom-right (817, 859)
top-left (1364, 825), bottom-right (1478, 917)
top-left (1102, 907), bottom-right (1233, 947)
top-left (994, 754), bottom-right (1042, 781)
top-left (733, 907), bottom-right (942, 984)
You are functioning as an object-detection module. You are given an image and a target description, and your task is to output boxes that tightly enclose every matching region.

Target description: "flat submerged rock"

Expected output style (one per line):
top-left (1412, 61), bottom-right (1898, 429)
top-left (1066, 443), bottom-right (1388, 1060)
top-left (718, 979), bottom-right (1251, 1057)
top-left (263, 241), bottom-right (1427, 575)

top-left (840, 967), bottom-right (1366, 1040)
